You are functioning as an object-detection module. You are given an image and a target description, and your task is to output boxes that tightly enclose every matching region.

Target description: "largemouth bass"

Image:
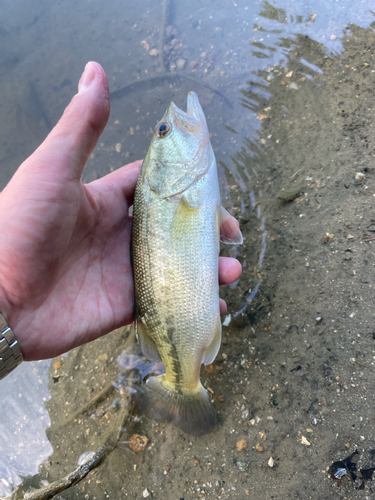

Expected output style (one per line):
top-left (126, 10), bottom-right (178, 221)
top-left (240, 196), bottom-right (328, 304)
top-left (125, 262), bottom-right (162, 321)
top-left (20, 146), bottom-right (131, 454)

top-left (132, 92), bottom-right (242, 436)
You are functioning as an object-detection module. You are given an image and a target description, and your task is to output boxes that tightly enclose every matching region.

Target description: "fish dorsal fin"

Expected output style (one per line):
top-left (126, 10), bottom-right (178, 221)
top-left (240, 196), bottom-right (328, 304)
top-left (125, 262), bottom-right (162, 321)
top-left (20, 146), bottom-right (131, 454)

top-left (220, 206), bottom-right (243, 245)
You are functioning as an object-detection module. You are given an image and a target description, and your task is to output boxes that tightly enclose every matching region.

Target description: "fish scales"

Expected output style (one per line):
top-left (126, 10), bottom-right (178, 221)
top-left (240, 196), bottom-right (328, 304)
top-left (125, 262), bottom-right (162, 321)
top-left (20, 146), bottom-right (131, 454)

top-left (132, 92), bottom-right (242, 435)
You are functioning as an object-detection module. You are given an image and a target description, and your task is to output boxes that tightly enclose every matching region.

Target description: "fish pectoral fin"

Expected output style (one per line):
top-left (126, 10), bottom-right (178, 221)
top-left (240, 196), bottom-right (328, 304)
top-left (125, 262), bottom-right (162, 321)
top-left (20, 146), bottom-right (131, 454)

top-left (202, 314), bottom-right (222, 366)
top-left (219, 206), bottom-right (243, 245)
top-left (134, 375), bottom-right (216, 436)
top-left (136, 319), bottom-right (162, 363)
top-left (171, 199), bottom-right (200, 240)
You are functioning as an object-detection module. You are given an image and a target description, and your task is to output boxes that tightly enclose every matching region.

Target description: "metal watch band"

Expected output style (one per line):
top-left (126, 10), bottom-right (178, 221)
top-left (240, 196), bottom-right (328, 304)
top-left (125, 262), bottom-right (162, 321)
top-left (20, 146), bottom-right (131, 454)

top-left (0, 313), bottom-right (23, 380)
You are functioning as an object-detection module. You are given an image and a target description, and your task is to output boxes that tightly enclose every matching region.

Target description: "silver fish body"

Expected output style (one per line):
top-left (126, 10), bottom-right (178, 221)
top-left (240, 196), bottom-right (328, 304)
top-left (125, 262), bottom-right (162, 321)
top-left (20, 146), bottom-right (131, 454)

top-left (132, 92), bottom-right (241, 435)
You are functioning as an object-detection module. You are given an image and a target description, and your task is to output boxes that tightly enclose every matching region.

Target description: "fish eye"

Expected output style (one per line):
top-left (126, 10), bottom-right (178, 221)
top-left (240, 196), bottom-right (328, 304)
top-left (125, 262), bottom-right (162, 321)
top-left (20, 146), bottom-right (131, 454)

top-left (157, 122), bottom-right (170, 138)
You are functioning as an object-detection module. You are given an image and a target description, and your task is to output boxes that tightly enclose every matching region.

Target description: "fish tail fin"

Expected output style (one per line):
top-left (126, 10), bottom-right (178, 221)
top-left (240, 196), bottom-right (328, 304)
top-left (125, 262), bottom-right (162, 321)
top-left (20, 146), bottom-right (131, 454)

top-left (134, 375), bottom-right (216, 436)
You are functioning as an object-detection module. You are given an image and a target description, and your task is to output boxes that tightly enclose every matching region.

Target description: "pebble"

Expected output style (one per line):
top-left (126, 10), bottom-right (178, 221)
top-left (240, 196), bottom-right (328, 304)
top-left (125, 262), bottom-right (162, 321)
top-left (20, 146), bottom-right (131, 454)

top-left (223, 314), bottom-right (231, 326)
top-left (142, 488), bottom-right (150, 498)
top-left (94, 353), bottom-right (108, 363)
top-left (236, 439), bottom-right (247, 451)
top-left (129, 434), bottom-right (149, 452)
top-left (236, 459), bottom-right (249, 472)
top-left (355, 172), bottom-right (365, 181)
top-left (176, 59), bottom-right (186, 70)
top-left (268, 457), bottom-right (274, 467)
top-left (115, 143), bottom-right (121, 153)
top-left (140, 40), bottom-right (149, 51)
top-left (301, 436), bottom-right (311, 446)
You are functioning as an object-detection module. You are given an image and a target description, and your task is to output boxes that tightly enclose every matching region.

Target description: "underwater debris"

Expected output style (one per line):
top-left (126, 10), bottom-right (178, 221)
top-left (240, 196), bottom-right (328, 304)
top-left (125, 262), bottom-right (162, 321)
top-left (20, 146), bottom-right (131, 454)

top-left (329, 448), bottom-right (375, 488)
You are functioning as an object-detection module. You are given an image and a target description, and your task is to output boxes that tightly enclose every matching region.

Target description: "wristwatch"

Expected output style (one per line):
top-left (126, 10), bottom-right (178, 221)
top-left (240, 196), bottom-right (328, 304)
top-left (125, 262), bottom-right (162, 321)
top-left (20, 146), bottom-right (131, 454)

top-left (0, 313), bottom-right (23, 380)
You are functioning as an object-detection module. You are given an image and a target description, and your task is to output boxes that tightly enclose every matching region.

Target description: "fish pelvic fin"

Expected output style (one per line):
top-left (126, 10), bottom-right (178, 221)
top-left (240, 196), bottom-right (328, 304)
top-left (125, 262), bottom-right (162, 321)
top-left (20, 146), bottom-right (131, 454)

top-left (202, 314), bottom-right (222, 366)
top-left (135, 375), bottom-right (216, 436)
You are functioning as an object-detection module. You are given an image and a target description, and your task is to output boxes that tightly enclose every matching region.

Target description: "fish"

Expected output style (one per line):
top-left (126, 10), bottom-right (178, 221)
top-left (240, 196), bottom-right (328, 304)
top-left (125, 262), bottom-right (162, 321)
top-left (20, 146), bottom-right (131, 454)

top-left (132, 92), bottom-right (242, 436)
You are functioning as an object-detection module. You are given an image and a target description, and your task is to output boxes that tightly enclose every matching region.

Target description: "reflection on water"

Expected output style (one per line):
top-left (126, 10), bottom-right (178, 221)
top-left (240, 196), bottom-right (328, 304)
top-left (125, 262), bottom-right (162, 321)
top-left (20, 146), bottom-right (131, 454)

top-left (1, 0), bottom-right (375, 498)
top-left (0, 361), bottom-right (51, 498)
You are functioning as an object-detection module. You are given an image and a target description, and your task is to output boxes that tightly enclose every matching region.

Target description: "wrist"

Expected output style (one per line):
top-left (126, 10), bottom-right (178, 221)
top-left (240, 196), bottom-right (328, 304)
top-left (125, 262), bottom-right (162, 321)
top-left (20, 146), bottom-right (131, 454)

top-left (0, 312), bottom-right (23, 379)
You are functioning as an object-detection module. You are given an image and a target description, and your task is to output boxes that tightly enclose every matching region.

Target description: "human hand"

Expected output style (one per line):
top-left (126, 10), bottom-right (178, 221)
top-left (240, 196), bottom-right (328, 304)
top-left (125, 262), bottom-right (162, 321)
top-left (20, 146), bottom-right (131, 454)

top-left (0, 62), bottom-right (241, 361)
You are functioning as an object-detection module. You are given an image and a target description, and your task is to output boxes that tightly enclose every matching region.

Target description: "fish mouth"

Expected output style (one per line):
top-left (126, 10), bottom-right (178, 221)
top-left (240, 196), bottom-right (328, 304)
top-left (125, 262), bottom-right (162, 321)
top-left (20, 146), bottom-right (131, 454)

top-left (165, 91), bottom-right (208, 134)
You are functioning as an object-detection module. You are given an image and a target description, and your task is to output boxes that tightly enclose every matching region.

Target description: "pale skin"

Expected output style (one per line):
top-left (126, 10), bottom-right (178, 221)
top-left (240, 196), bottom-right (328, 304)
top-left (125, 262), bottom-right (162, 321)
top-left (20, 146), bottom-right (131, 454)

top-left (0, 62), bottom-right (242, 362)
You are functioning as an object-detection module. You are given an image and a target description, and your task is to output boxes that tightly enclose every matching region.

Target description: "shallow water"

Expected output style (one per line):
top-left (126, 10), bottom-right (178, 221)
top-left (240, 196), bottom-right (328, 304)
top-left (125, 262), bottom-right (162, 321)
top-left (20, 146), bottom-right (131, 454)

top-left (1, 0), bottom-right (375, 498)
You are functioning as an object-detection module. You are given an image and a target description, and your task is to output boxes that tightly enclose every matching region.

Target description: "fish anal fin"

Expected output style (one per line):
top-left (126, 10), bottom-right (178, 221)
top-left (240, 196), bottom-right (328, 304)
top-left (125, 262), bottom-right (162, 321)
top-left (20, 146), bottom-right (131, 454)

top-left (202, 314), bottom-right (222, 365)
top-left (136, 319), bottom-right (162, 363)
top-left (135, 375), bottom-right (216, 436)
top-left (220, 206), bottom-right (243, 245)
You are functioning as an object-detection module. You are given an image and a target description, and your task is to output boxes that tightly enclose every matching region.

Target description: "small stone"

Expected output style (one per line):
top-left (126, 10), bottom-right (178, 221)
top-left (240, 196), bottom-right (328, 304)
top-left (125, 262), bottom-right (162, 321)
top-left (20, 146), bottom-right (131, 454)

top-left (142, 488), bottom-right (150, 498)
top-left (149, 49), bottom-right (159, 56)
top-left (94, 353), bottom-right (108, 363)
top-left (286, 71), bottom-right (293, 78)
top-left (129, 434), bottom-right (149, 452)
top-left (223, 315), bottom-right (231, 326)
top-left (176, 59), bottom-right (186, 70)
top-left (330, 34), bottom-right (337, 40)
top-left (189, 60), bottom-right (198, 69)
top-left (54, 361), bottom-right (61, 370)
top-left (289, 82), bottom-right (299, 90)
top-left (171, 38), bottom-right (180, 49)
top-left (140, 40), bottom-right (150, 51)
top-left (355, 172), bottom-right (365, 181)
top-left (236, 459), bottom-right (249, 472)
top-left (115, 143), bottom-right (122, 153)
top-left (236, 439), bottom-right (247, 451)
top-left (200, 52), bottom-right (207, 59)
top-left (301, 436), bottom-right (311, 446)
top-left (347, 234), bottom-right (354, 239)
top-left (163, 44), bottom-right (172, 55)
top-left (255, 443), bottom-right (263, 452)
top-left (205, 364), bottom-right (214, 373)
top-left (268, 456), bottom-right (274, 467)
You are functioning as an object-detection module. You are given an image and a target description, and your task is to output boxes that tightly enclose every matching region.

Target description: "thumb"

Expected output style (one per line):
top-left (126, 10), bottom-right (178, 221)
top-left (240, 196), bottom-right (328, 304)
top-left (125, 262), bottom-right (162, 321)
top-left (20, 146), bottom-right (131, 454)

top-left (27, 61), bottom-right (110, 180)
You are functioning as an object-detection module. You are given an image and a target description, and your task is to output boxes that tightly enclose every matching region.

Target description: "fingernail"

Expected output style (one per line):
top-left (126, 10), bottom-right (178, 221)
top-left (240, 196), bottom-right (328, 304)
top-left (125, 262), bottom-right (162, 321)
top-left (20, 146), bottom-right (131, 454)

top-left (78, 63), bottom-right (96, 93)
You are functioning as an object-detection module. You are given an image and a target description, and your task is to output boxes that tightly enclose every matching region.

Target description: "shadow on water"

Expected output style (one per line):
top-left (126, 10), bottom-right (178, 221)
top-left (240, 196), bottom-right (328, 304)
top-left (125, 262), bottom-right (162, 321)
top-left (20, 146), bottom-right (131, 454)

top-left (1, 0), bottom-right (375, 498)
